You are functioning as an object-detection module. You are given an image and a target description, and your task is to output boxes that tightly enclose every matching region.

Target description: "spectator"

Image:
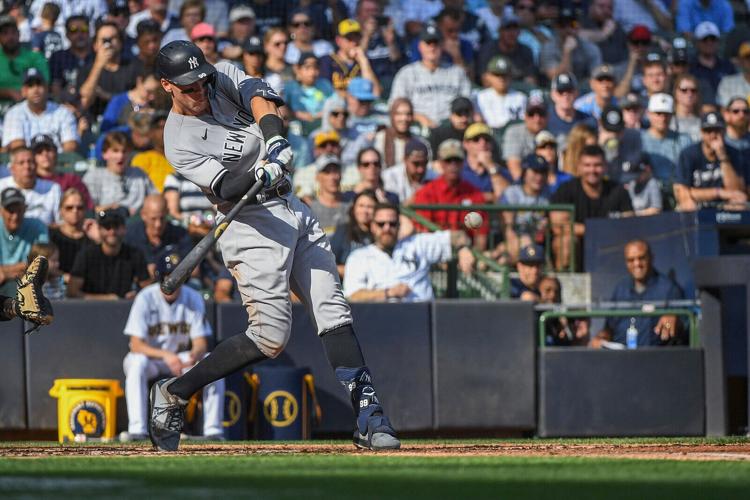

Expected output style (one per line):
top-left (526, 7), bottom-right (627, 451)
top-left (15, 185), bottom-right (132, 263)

top-left (579, 0), bottom-right (628, 69)
top-left (689, 22), bottom-right (736, 105)
top-left (592, 239), bottom-right (686, 348)
top-left (676, 0), bottom-right (734, 36)
top-left (28, 0), bottom-right (108, 33)
top-left (413, 139), bottom-right (488, 250)
top-left (550, 145), bottom-right (633, 270)
top-left (126, 0), bottom-right (179, 39)
top-left (428, 7), bottom-right (475, 78)
top-left (0, 15), bottom-right (48, 104)
top-left (535, 131), bottom-right (573, 193)
top-left (320, 19), bottom-right (381, 97)
top-left (343, 202), bottom-right (475, 302)
top-left (389, 23), bottom-right (471, 128)
top-left (330, 189), bottom-right (377, 275)
top-left (621, 153), bottom-right (663, 216)
top-left (83, 132), bottom-right (157, 214)
top-left (160, 0), bottom-right (204, 47)
top-left (475, 55), bottom-right (527, 129)
top-left (621, 92), bottom-right (646, 129)
top-left (345, 77), bottom-right (388, 140)
top-left (441, 0), bottom-right (491, 51)
top-left (462, 122), bottom-right (508, 202)
top-left (500, 156), bottom-right (551, 263)
top-left (217, 5), bottom-right (258, 61)
top-left (78, 21), bottom-right (139, 117)
top-left (356, 0), bottom-right (403, 93)
top-left (121, 249), bottom-right (224, 442)
top-left (540, 6), bottom-right (602, 83)
top-left (308, 154), bottom-right (350, 235)
top-left (343, 148), bottom-right (399, 205)
top-left (540, 275), bottom-right (589, 346)
top-left (241, 36), bottom-right (269, 86)
top-left (125, 194), bottom-right (191, 276)
top-left (515, 0), bottom-right (554, 68)
top-left (574, 64), bottom-right (617, 119)
top-left (285, 52), bottom-right (334, 128)
top-left (312, 95), bottom-right (359, 167)
top-left (476, 12), bottom-right (537, 85)
top-left (68, 208), bottom-right (150, 299)
top-left (598, 104), bottom-right (644, 182)
top-left (31, 2), bottom-right (64, 60)
top-left (510, 243), bottom-right (544, 301)
top-left (261, 28), bottom-right (293, 95)
top-left (561, 123), bottom-right (598, 176)
top-left (373, 98), bottom-right (422, 169)
top-left (293, 129), bottom-right (357, 199)
top-left (428, 96), bottom-right (473, 155)
top-left (612, 0), bottom-right (673, 34)
top-left (382, 138), bottom-right (436, 204)
top-left (0, 147), bottom-right (61, 225)
top-left (671, 74), bottom-right (703, 141)
top-left (0, 187), bottom-right (48, 297)
top-left (717, 42), bottom-right (750, 107)
top-left (49, 188), bottom-right (92, 278)
top-left (248, 0), bottom-right (288, 35)
top-left (547, 72), bottom-right (597, 146)
top-left (27, 242), bottom-right (65, 300)
top-left (674, 111), bottom-right (747, 211)
top-left (723, 96), bottom-right (750, 155)
top-left (130, 112), bottom-right (173, 192)
top-left (133, 17), bottom-right (164, 74)
top-left (191, 22), bottom-right (230, 66)
top-left (32, 134), bottom-right (93, 209)
top-left (640, 93), bottom-right (693, 184)
top-left (503, 94), bottom-right (549, 181)
top-left (101, 68), bottom-right (159, 133)
top-left (1, 68), bottom-right (78, 152)
top-left (614, 27), bottom-right (655, 98)
top-left (48, 15), bottom-right (93, 104)
top-left (667, 38), bottom-right (691, 85)
top-left (284, 9), bottom-right (333, 65)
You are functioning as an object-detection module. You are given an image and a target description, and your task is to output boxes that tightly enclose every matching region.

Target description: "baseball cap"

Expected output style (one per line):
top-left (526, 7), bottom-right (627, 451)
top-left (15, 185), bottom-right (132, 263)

top-left (592, 64), bottom-right (614, 80)
top-left (437, 139), bottom-right (465, 161)
top-left (190, 22), bottom-right (215, 40)
top-left (601, 104), bottom-right (624, 132)
top-left (96, 207), bottom-right (126, 227)
top-left (645, 50), bottom-right (665, 65)
top-left (348, 77), bottom-right (375, 101)
top-left (30, 134), bottom-right (56, 152)
top-left (315, 153), bottom-right (342, 172)
top-left (338, 19), bottom-right (361, 37)
top-left (23, 67), bottom-right (45, 85)
top-left (628, 24), bottom-right (651, 42)
top-left (535, 130), bottom-right (557, 147)
top-left (669, 47), bottom-right (689, 65)
top-left (620, 153), bottom-right (650, 183)
top-left (486, 55), bottom-right (512, 75)
top-left (526, 93), bottom-right (547, 113)
top-left (404, 138), bottom-right (429, 158)
top-left (694, 21), bottom-right (720, 40)
top-left (0, 15), bottom-right (16, 30)
top-left (620, 92), bottom-right (643, 110)
top-left (739, 41), bottom-right (750, 58)
top-left (420, 23), bottom-right (442, 43)
top-left (499, 12), bottom-right (520, 29)
top-left (463, 123), bottom-right (493, 141)
top-left (451, 96), bottom-right (473, 115)
top-left (0, 187), bottom-right (25, 209)
top-left (648, 93), bottom-right (674, 114)
top-left (522, 154), bottom-right (549, 172)
top-left (229, 5), bottom-right (255, 22)
top-left (314, 129), bottom-right (341, 147)
top-left (518, 244), bottom-right (544, 264)
top-left (701, 111), bottom-right (725, 130)
top-left (552, 72), bottom-right (577, 92)
top-left (154, 246), bottom-right (182, 283)
top-left (244, 36), bottom-right (263, 54)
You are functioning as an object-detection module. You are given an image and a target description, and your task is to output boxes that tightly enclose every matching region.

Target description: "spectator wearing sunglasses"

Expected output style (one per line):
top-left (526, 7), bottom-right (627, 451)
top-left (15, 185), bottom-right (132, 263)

top-left (48, 14), bottom-right (92, 104)
top-left (0, 15), bottom-right (48, 104)
top-left (342, 148), bottom-right (399, 205)
top-left (49, 188), bottom-right (93, 277)
top-left (689, 22), bottom-right (735, 106)
top-left (503, 94), bottom-right (549, 181)
top-left (32, 134), bottom-right (93, 210)
top-left (722, 96), bottom-right (750, 157)
top-left (540, 7), bottom-right (602, 83)
top-left (574, 64), bottom-right (618, 119)
top-left (284, 9), bottom-right (333, 65)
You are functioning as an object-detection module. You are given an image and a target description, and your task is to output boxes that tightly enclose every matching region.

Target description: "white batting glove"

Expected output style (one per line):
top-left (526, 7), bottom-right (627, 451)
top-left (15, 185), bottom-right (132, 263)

top-left (254, 162), bottom-right (285, 188)
top-left (265, 136), bottom-right (294, 173)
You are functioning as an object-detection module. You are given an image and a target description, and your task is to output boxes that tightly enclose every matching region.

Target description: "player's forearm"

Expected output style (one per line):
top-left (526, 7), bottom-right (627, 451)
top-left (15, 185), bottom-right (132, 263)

top-left (250, 95), bottom-right (280, 122)
top-left (130, 339), bottom-right (172, 360)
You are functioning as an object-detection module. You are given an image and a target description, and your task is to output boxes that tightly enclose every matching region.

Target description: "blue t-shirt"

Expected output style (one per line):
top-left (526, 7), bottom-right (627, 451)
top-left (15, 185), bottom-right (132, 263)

top-left (285, 79), bottom-right (334, 115)
top-left (548, 170), bottom-right (574, 193)
top-left (546, 106), bottom-right (597, 142)
top-left (101, 92), bottom-right (132, 133)
top-left (675, 142), bottom-right (747, 188)
top-left (0, 217), bottom-right (49, 296)
top-left (606, 271), bottom-right (685, 346)
top-left (461, 162), bottom-right (512, 194)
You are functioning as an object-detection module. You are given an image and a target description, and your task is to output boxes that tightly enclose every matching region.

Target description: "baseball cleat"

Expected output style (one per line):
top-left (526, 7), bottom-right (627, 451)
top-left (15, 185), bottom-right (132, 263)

top-left (353, 414), bottom-right (401, 451)
top-left (148, 377), bottom-right (187, 451)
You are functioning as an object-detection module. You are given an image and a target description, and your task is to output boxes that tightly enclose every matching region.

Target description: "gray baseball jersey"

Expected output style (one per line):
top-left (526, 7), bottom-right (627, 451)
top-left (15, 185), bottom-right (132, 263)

top-left (163, 62), bottom-right (352, 358)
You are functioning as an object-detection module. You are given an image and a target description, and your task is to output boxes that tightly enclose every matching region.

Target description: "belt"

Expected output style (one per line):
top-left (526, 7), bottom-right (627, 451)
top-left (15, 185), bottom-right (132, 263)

top-left (256, 179), bottom-right (291, 203)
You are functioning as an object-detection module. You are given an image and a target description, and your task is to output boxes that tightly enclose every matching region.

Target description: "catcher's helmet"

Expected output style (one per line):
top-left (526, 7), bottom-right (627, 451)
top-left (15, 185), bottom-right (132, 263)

top-left (156, 40), bottom-right (216, 86)
top-left (154, 245), bottom-right (182, 283)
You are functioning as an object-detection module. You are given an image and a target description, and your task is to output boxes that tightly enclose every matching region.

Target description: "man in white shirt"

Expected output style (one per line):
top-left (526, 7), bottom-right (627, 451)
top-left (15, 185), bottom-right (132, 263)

top-left (1, 68), bottom-right (78, 152)
top-left (343, 202), bottom-right (475, 301)
top-left (382, 139), bottom-right (437, 204)
top-left (0, 146), bottom-right (61, 225)
top-left (475, 55), bottom-right (527, 129)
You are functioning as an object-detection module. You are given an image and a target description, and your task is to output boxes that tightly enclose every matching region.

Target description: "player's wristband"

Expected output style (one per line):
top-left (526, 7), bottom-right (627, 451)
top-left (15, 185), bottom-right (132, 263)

top-left (259, 114), bottom-right (284, 143)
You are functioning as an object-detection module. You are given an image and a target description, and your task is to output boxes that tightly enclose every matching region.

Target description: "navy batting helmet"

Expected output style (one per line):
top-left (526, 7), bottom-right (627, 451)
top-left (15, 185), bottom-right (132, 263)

top-left (154, 246), bottom-right (182, 283)
top-left (157, 40), bottom-right (216, 86)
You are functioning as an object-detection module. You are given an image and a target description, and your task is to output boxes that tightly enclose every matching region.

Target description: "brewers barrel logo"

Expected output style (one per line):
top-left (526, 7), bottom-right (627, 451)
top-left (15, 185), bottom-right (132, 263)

top-left (69, 401), bottom-right (105, 437)
top-left (222, 390), bottom-right (241, 427)
top-left (263, 390), bottom-right (298, 427)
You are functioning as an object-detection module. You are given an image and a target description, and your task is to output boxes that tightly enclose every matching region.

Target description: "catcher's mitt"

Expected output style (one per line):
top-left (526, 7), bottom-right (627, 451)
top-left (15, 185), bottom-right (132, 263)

top-left (16, 256), bottom-right (54, 333)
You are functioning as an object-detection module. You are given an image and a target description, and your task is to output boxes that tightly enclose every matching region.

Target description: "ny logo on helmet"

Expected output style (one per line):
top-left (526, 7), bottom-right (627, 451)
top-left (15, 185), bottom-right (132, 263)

top-left (188, 56), bottom-right (199, 69)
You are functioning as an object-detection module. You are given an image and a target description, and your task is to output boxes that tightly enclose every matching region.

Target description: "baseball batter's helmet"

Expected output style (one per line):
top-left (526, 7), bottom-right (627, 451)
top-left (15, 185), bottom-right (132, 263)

top-left (156, 40), bottom-right (216, 86)
top-left (154, 245), bottom-right (182, 283)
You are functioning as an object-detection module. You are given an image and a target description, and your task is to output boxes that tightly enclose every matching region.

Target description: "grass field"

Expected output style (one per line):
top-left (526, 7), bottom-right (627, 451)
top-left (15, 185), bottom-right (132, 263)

top-left (2, 438), bottom-right (750, 499)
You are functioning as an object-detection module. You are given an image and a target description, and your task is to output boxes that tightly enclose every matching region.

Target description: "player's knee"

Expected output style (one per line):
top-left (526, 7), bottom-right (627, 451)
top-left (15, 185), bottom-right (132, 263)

top-left (124, 353), bottom-right (150, 375)
top-left (245, 328), bottom-right (289, 359)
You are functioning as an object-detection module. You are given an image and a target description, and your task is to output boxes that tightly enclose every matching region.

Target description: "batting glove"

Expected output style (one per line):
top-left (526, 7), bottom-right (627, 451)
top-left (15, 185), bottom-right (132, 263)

top-left (254, 162), bottom-right (285, 188)
top-left (265, 136), bottom-right (294, 173)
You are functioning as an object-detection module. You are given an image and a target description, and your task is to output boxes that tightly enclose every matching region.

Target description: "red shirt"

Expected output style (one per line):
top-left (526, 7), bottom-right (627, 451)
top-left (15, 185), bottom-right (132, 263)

top-left (412, 176), bottom-right (489, 235)
top-left (40, 172), bottom-right (94, 210)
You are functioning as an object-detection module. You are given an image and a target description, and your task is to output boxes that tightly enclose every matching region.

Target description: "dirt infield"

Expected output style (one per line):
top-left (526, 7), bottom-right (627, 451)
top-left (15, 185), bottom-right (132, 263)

top-left (3, 441), bottom-right (750, 461)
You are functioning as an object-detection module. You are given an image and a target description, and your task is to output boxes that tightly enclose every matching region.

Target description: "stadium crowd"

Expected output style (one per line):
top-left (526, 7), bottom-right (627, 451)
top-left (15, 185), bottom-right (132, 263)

top-left (0, 0), bottom-right (745, 346)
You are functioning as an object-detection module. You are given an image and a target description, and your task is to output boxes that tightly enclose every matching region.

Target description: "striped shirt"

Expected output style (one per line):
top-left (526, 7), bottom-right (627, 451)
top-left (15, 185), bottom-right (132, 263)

top-left (163, 172), bottom-right (214, 217)
top-left (1, 100), bottom-right (78, 151)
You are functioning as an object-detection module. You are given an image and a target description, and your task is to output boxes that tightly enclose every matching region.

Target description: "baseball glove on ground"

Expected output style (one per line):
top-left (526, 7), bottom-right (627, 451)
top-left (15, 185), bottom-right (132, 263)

top-left (16, 256), bottom-right (54, 332)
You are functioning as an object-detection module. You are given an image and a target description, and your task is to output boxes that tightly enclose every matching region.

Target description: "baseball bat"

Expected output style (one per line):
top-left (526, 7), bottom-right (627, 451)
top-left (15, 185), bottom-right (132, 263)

top-left (160, 176), bottom-right (267, 295)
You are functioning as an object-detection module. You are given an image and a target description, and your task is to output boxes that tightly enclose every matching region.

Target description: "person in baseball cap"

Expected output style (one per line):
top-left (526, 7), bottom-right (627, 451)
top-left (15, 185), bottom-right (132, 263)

top-left (463, 122), bottom-right (493, 142)
top-left (347, 77), bottom-right (376, 101)
top-left (419, 22), bottom-right (442, 43)
top-left (619, 93), bottom-right (645, 129)
top-left (436, 139), bottom-right (465, 162)
top-left (692, 22), bottom-right (735, 102)
top-left (1, 187), bottom-right (26, 210)
top-left (229, 5), bottom-right (255, 23)
top-left (701, 111), bottom-right (725, 131)
top-left (338, 19), bottom-right (361, 37)
top-left (511, 243), bottom-right (545, 301)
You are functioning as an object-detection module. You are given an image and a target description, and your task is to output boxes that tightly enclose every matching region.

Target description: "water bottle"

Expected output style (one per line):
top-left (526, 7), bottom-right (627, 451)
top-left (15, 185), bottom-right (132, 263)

top-left (626, 318), bottom-right (638, 350)
top-left (87, 144), bottom-right (98, 170)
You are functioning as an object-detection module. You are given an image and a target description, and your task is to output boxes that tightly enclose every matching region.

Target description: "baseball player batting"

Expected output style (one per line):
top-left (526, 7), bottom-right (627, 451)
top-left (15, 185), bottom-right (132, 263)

top-left (148, 40), bottom-right (399, 451)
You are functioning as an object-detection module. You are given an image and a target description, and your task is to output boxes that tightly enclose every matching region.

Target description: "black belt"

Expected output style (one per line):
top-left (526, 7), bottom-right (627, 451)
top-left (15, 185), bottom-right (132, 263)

top-left (256, 179), bottom-right (291, 203)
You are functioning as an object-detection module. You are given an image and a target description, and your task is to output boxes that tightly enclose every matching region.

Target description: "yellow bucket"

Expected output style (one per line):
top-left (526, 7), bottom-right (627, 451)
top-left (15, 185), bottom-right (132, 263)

top-left (48, 379), bottom-right (124, 443)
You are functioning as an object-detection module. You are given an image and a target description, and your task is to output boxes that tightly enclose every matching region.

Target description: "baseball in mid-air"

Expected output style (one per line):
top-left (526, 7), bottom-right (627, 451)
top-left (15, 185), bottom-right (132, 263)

top-left (464, 211), bottom-right (483, 229)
